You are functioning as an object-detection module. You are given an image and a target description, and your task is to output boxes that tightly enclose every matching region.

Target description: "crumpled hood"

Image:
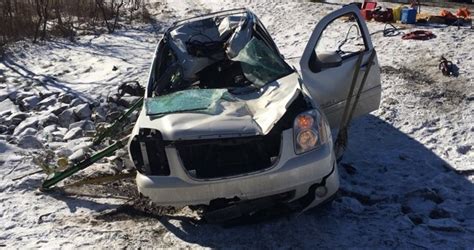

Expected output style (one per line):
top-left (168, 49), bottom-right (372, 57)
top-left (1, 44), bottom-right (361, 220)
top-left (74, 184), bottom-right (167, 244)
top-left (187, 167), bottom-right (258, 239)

top-left (136, 73), bottom-right (301, 140)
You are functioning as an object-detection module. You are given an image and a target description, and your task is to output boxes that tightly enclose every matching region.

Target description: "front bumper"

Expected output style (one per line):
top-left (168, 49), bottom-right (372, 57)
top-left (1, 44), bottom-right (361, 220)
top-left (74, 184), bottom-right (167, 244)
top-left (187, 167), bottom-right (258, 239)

top-left (136, 130), bottom-right (339, 207)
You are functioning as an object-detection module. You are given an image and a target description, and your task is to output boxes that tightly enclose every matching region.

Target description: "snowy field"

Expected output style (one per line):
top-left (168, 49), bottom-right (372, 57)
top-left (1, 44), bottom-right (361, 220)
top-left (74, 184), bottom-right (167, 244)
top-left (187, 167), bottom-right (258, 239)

top-left (1, 0), bottom-right (473, 248)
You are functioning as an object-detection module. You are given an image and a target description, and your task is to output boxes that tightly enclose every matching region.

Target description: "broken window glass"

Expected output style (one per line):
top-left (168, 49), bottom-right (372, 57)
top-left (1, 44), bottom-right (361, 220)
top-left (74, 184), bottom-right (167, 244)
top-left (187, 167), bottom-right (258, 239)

top-left (145, 89), bottom-right (228, 116)
top-left (232, 37), bottom-right (292, 87)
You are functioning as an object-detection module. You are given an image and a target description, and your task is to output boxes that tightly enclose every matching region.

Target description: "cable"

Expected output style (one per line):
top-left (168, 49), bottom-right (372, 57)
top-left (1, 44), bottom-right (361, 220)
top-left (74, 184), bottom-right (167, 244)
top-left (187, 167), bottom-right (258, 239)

top-left (337, 24), bottom-right (360, 53)
top-left (382, 23), bottom-right (403, 37)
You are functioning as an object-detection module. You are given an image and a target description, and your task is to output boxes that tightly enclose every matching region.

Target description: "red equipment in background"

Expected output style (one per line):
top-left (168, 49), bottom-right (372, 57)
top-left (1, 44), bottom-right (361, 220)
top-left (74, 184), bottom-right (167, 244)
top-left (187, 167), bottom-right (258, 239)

top-left (361, 1), bottom-right (377, 21)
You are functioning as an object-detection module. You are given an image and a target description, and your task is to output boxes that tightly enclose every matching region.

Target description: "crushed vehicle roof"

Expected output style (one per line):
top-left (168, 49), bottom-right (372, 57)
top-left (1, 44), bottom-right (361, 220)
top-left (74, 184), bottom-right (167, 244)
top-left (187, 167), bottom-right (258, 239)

top-left (140, 8), bottom-right (300, 140)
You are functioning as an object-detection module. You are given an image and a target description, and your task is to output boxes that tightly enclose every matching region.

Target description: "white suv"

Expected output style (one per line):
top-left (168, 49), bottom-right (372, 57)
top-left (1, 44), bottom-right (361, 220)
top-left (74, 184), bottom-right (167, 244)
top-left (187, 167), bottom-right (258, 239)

top-left (128, 5), bottom-right (381, 217)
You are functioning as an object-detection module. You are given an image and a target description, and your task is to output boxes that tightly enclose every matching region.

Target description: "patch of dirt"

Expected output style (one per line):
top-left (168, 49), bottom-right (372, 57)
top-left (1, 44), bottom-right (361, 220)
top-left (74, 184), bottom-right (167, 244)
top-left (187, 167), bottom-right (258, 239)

top-left (381, 65), bottom-right (466, 107)
top-left (381, 65), bottom-right (435, 86)
top-left (95, 197), bottom-right (179, 222)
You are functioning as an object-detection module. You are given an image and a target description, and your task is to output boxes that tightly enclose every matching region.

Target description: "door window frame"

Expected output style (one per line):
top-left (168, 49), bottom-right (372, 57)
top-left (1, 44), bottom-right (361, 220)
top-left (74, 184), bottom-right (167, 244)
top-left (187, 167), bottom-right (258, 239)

top-left (309, 12), bottom-right (370, 73)
top-left (300, 5), bottom-right (374, 75)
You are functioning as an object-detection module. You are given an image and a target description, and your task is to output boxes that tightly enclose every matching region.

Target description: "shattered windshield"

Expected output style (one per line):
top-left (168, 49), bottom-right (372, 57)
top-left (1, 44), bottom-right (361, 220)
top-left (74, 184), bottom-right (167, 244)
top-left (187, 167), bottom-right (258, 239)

top-left (232, 37), bottom-right (293, 87)
top-left (145, 89), bottom-right (228, 116)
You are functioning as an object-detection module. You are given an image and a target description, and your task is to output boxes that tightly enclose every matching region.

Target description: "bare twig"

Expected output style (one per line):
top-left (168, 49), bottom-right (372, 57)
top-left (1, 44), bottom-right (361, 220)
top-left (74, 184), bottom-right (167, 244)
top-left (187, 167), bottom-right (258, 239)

top-left (2, 163), bottom-right (20, 180)
top-left (12, 170), bottom-right (43, 181)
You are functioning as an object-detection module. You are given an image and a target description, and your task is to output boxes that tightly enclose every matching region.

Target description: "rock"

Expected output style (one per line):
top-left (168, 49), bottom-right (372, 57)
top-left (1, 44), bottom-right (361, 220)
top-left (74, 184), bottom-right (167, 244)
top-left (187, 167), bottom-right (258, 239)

top-left (7, 112), bottom-right (28, 126)
top-left (427, 218), bottom-right (463, 232)
top-left (51, 130), bottom-right (63, 136)
top-left (16, 91), bottom-right (33, 100)
top-left (58, 109), bottom-right (78, 128)
top-left (7, 125), bottom-right (15, 134)
top-left (40, 124), bottom-right (59, 142)
top-left (68, 120), bottom-right (95, 131)
top-left (73, 103), bottom-right (91, 120)
top-left (7, 91), bottom-right (19, 101)
top-left (39, 91), bottom-right (58, 99)
top-left (69, 148), bottom-right (87, 162)
top-left (0, 112), bottom-right (11, 123)
top-left (20, 95), bottom-right (40, 109)
top-left (18, 127), bottom-right (38, 137)
top-left (37, 95), bottom-right (57, 110)
top-left (55, 148), bottom-right (73, 158)
top-left (38, 114), bottom-right (59, 127)
top-left (17, 135), bottom-right (43, 149)
top-left (51, 105), bottom-right (68, 116)
top-left (63, 127), bottom-right (84, 141)
top-left (58, 93), bottom-right (75, 104)
top-left (0, 98), bottom-right (20, 114)
top-left (13, 118), bottom-right (38, 136)
top-left (69, 98), bottom-right (85, 107)
top-left (43, 124), bottom-right (57, 134)
top-left (0, 125), bottom-right (8, 134)
top-left (50, 131), bottom-right (65, 142)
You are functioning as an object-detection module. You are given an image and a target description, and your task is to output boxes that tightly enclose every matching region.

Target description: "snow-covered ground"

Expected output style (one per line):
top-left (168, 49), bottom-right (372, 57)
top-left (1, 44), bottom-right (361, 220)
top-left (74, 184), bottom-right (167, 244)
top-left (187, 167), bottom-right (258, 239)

top-left (1, 0), bottom-right (473, 248)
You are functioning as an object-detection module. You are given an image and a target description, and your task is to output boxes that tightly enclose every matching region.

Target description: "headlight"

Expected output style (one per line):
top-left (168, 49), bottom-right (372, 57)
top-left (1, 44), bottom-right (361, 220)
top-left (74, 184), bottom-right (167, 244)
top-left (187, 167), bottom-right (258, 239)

top-left (293, 109), bottom-right (329, 154)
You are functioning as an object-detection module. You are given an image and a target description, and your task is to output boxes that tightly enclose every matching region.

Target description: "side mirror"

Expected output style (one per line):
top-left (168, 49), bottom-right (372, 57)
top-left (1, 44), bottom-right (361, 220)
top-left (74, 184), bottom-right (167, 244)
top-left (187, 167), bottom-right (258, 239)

top-left (316, 52), bottom-right (342, 68)
top-left (309, 51), bottom-right (342, 72)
